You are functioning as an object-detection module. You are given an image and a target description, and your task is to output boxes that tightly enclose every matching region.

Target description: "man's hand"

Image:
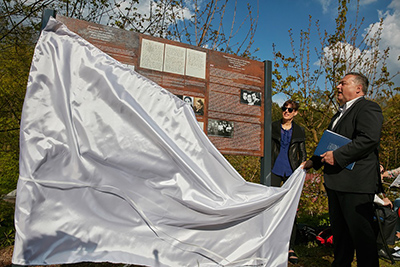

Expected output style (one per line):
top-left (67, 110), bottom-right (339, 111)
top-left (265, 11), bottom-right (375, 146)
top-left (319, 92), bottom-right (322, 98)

top-left (302, 160), bottom-right (313, 170)
top-left (321, 151), bottom-right (335, 165)
top-left (382, 197), bottom-right (393, 209)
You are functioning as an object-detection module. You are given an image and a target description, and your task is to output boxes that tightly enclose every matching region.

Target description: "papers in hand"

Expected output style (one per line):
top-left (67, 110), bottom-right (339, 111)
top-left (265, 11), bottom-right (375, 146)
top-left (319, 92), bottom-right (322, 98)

top-left (314, 130), bottom-right (355, 170)
top-left (390, 174), bottom-right (400, 188)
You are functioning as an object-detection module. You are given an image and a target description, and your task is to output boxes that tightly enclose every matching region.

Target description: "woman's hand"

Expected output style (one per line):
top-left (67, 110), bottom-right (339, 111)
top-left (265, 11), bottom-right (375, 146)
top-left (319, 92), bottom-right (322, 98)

top-left (301, 160), bottom-right (313, 170)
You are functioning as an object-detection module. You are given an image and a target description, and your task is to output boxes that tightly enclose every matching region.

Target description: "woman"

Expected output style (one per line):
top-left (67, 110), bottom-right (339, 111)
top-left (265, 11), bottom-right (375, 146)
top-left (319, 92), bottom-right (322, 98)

top-left (271, 100), bottom-right (306, 264)
top-left (194, 98), bottom-right (204, 115)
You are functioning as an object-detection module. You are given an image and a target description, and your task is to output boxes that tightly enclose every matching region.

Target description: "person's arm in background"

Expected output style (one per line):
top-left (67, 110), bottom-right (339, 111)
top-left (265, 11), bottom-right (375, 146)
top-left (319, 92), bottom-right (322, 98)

top-left (382, 166), bottom-right (400, 179)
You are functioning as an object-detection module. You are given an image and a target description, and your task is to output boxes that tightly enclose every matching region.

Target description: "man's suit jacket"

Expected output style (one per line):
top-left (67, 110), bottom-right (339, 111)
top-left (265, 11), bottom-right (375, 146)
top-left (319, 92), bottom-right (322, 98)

top-left (312, 97), bottom-right (383, 194)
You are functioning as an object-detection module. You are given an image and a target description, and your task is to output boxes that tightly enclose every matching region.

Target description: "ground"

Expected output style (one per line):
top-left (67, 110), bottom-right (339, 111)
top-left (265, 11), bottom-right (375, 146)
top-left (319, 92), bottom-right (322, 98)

top-left (1, 244), bottom-right (400, 267)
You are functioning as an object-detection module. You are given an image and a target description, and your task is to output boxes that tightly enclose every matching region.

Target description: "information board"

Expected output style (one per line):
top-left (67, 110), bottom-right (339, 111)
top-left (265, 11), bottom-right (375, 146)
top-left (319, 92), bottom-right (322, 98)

top-left (56, 15), bottom-right (265, 156)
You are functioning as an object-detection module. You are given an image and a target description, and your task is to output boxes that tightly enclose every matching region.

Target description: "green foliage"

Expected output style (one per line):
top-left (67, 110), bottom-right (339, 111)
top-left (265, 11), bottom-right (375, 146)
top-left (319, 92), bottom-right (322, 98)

top-left (225, 155), bottom-right (260, 183)
top-left (0, 200), bottom-right (15, 248)
top-left (0, 23), bottom-right (35, 195)
top-left (0, 153), bottom-right (19, 195)
top-left (380, 94), bottom-right (400, 170)
top-left (271, 102), bottom-right (282, 121)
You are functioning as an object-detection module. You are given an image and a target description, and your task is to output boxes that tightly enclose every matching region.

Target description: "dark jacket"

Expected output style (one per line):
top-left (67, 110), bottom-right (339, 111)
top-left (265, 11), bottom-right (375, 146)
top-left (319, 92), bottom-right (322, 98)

top-left (311, 97), bottom-right (383, 193)
top-left (271, 120), bottom-right (307, 172)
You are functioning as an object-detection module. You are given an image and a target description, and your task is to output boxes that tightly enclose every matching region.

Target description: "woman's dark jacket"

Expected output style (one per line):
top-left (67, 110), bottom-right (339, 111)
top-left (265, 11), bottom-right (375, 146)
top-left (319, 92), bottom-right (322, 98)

top-left (271, 120), bottom-right (307, 172)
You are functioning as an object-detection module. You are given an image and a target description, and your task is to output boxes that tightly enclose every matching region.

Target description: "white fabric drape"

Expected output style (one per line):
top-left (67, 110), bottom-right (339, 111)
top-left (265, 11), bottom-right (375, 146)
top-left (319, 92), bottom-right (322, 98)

top-left (12, 17), bottom-right (306, 267)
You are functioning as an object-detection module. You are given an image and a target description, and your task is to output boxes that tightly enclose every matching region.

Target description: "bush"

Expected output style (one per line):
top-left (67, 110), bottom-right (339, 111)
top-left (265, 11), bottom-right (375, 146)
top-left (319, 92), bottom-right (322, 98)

top-left (298, 173), bottom-right (330, 227)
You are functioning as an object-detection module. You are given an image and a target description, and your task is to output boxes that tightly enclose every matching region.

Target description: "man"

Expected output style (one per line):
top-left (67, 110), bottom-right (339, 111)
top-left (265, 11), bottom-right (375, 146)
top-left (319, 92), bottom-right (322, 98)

top-left (303, 72), bottom-right (383, 267)
top-left (251, 92), bottom-right (261, 106)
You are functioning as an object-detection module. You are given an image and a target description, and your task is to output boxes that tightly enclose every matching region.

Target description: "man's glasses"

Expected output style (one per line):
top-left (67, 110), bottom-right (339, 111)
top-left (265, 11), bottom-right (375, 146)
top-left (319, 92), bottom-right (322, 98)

top-left (281, 107), bottom-right (294, 113)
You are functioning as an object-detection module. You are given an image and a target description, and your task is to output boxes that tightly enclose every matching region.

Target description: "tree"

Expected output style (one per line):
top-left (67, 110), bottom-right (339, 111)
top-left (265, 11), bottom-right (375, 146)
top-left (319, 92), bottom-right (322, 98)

top-left (273, 0), bottom-right (399, 157)
top-left (380, 94), bottom-right (400, 170)
top-left (1, 0), bottom-right (259, 58)
top-left (272, 0), bottom-right (400, 221)
top-left (170, 0), bottom-right (259, 58)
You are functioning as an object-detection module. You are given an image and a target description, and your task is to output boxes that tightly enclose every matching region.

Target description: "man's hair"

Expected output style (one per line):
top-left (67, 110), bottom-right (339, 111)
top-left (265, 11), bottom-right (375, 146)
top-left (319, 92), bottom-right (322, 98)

top-left (282, 100), bottom-right (300, 111)
top-left (345, 72), bottom-right (369, 94)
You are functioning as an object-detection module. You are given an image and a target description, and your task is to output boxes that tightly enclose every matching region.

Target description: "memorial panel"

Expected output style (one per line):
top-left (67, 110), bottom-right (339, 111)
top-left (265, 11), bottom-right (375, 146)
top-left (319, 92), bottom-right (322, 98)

top-left (56, 15), bottom-right (265, 156)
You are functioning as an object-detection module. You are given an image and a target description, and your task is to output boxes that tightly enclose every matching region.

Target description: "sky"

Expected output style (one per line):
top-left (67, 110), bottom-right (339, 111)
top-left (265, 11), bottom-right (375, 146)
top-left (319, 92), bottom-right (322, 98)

top-left (251, 0), bottom-right (400, 105)
top-left (120, 0), bottom-right (399, 105)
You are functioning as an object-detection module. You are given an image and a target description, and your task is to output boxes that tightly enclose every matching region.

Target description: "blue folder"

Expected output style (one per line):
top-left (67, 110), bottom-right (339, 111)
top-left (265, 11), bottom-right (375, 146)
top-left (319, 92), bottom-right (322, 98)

top-left (314, 130), bottom-right (355, 170)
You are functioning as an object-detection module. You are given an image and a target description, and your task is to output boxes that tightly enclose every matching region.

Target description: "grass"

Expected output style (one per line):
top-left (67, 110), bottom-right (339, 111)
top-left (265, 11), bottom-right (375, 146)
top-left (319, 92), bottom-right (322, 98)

top-left (291, 241), bottom-right (400, 267)
top-left (2, 243), bottom-right (400, 267)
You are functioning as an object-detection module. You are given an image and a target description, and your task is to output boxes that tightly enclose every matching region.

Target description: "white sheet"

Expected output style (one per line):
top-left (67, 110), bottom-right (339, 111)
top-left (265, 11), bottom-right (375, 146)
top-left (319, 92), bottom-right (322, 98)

top-left (12, 17), bottom-right (306, 267)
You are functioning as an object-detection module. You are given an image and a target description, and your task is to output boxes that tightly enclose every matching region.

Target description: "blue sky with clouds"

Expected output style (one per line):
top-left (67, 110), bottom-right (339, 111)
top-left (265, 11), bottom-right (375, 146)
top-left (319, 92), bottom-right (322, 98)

top-left (133, 0), bottom-right (399, 105)
top-left (251, 0), bottom-right (400, 104)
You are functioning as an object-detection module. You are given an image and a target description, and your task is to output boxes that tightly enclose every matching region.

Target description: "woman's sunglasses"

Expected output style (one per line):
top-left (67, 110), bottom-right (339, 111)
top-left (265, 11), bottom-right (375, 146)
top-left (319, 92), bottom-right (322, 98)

top-left (281, 107), bottom-right (294, 113)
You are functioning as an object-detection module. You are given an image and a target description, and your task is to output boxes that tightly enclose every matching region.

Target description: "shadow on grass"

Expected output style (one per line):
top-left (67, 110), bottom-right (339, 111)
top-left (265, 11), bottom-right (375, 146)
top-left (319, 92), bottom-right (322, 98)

top-left (2, 243), bottom-right (400, 267)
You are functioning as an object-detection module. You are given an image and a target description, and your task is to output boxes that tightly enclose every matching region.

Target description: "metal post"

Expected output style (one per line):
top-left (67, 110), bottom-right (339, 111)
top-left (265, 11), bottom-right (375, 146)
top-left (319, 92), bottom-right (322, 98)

top-left (41, 9), bottom-right (57, 31)
top-left (260, 60), bottom-right (272, 185)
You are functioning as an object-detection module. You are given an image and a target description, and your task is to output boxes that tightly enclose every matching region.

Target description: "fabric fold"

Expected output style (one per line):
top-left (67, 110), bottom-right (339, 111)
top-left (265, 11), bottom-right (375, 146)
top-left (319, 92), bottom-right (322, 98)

top-left (13, 17), bottom-right (306, 267)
